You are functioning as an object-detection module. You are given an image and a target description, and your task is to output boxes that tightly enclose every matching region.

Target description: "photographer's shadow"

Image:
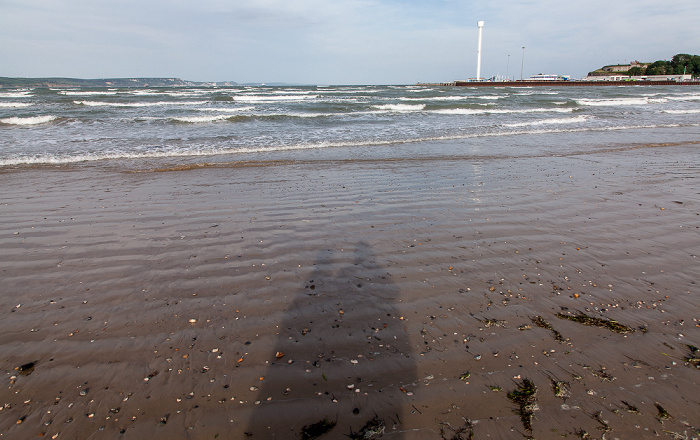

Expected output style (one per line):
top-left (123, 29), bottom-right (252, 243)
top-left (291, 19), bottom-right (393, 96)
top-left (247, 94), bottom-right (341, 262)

top-left (245, 241), bottom-right (416, 439)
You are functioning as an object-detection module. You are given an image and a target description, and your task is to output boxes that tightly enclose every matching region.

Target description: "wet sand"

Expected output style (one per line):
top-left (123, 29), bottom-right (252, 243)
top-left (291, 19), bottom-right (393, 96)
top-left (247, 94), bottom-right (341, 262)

top-left (1, 143), bottom-right (699, 439)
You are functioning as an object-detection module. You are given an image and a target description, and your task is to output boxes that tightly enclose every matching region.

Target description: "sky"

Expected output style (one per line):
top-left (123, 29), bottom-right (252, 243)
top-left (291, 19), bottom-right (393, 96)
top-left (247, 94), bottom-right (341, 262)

top-left (1, 0), bottom-right (699, 85)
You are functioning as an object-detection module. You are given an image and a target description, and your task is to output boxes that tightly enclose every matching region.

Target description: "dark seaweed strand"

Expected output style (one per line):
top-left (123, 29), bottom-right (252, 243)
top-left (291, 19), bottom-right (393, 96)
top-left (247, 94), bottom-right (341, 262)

top-left (348, 416), bottom-right (385, 440)
top-left (686, 344), bottom-right (700, 368)
top-left (555, 312), bottom-right (634, 334)
top-left (507, 379), bottom-right (538, 432)
top-left (532, 316), bottom-right (568, 343)
top-left (655, 403), bottom-right (672, 421)
top-left (300, 418), bottom-right (336, 440)
top-left (439, 419), bottom-right (475, 440)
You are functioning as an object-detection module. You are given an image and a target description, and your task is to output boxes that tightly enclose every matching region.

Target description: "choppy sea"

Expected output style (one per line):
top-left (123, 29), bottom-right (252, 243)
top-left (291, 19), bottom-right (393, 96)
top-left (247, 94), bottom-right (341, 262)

top-left (1, 84), bottom-right (699, 168)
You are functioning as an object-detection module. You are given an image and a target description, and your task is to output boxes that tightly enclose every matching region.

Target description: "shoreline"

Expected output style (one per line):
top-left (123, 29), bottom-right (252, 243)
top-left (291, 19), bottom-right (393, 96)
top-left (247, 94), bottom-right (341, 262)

top-left (1, 142), bottom-right (699, 439)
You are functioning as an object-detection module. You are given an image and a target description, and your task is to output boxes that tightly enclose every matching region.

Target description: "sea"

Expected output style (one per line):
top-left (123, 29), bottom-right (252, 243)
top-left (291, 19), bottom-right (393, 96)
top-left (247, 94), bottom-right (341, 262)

top-left (1, 84), bottom-right (699, 168)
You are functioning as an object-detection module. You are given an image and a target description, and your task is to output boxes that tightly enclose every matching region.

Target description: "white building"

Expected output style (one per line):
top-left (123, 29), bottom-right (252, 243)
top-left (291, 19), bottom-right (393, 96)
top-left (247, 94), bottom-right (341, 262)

top-left (584, 74), bottom-right (693, 81)
top-left (528, 74), bottom-right (572, 81)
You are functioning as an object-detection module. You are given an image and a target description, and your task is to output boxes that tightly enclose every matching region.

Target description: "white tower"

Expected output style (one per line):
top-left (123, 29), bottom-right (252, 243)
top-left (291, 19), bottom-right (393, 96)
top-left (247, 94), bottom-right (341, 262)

top-left (476, 21), bottom-right (485, 80)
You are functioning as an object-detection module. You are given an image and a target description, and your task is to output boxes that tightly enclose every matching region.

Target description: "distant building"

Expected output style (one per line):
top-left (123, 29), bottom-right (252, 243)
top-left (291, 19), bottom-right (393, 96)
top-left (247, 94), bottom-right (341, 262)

top-left (583, 74), bottom-right (693, 81)
top-left (528, 74), bottom-right (571, 81)
top-left (584, 75), bottom-right (630, 81)
top-left (602, 61), bottom-right (650, 72)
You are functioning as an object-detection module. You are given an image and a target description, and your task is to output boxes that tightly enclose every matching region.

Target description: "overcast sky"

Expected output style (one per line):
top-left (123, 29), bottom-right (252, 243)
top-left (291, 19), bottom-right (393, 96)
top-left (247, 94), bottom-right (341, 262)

top-left (1, 0), bottom-right (698, 84)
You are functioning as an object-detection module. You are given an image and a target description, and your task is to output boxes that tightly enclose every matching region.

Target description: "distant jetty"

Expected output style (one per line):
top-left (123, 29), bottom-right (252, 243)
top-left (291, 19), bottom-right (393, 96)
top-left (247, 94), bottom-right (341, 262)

top-left (420, 80), bottom-right (700, 87)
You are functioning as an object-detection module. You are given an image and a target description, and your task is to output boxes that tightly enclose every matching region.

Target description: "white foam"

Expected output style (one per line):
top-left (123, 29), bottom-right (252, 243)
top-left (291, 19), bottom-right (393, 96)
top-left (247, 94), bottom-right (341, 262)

top-left (171, 115), bottom-right (231, 123)
top-left (0, 91), bottom-right (33, 98)
top-left (125, 90), bottom-right (212, 97)
top-left (1, 115), bottom-right (58, 125)
top-left (161, 91), bottom-right (213, 97)
top-left (400, 96), bottom-right (469, 102)
top-left (59, 91), bottom-right (118, 96)
top-left (662, 109), bottom-right (700, 114)
top-left (0, 102), bottom-right (32, 108)
top-left (271, 90), bottom-right (316, 95)
top-left (430, 108), bottom-right (573, 115)
top-left (667, 94), bottom-right (700, 101)
top-left (127, 90), bottom-right (161, 96)
top-left (503, 115), bottom-right (590, 127)
top-left (318, 89), bottom-right (380, 94)
top-left (74, 100), bottom-right (208, 107)
top-left (373, 103), bottom-right (426, 112)
top-left (575, 97), bottom-right (667, 106)
top-left (195, 106), bottom-right (255, 113)
top-left (3, 121), bottom-right (696, 167)
top-left (233, 95), bottom-right (318, 103)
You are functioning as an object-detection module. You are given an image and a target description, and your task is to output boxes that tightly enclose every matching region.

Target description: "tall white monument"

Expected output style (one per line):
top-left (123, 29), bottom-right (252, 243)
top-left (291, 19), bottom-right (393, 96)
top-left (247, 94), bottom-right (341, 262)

top-left (476, 21), bottom-right (485, 80)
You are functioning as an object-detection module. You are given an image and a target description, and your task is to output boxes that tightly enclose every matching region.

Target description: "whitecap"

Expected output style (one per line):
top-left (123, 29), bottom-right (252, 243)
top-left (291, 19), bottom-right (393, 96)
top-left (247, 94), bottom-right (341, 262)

top-left (0, 91), bottom-right (33, 98)
top-left (233, 95), bottom-right (318, 103)
top-left (400, 96), bottom-right (469, 102)
top-left (430, 108), bottom-right (573, 115)
top-left (1, 115), bottom-right (58, 125)
top-left (503, 115), bottom-right (590, 127)
top-left (662, 109), bottom-right (700, 114)
top-left (171, 115), bottom-right (231, 123)
top-left (0, 102), bottom-right (32, 108)
top-left (59, 90), bottom-right (118, 96)
top-left (74, 100), bottom-right (208, 107)
top-left (195, 106), bottom-right (255, 113)
top-left (667, 94), bottom-right (700, 101)
top-left (372, 103), bottom-right (426, 112)
top-left (575, 97), bottom-right (666, 106)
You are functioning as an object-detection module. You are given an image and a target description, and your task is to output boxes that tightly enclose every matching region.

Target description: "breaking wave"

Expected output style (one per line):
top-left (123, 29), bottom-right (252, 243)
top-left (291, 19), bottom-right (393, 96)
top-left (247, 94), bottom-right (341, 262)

top-left (233, 95), bottom-right (318, 103)
top-left (503, 115), bottom-right (590, 127)
top-left (0, 102), bottom-right (32, 108)
top-left (430, 108), bottom-right (573, 115)
top-left (1, 115), bottom-right (58, 125)
top-left (171, 115), bottom-right (232, 123)
top-left (576, 97), bottom-right (667, 106)
top-left (662, 109), bottom-right (700, 114)
top-left (74, 100), bottom-right (208, 107)
top-left (372, 104), bottom-right (426, 112)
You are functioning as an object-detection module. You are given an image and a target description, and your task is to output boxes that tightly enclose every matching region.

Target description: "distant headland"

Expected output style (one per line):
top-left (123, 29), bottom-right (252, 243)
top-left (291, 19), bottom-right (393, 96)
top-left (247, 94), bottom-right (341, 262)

top-left (0, 77), bottom-right (240, 88)
top-left (0, 77), bottom-right (311, 88)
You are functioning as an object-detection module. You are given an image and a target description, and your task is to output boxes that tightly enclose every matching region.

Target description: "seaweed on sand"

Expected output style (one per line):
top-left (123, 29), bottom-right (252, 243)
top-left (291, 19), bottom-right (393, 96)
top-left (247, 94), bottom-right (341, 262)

top-left (300, 418), bottom-right (337, 439)
top-left (621, 401), bottom-right (640, 414)
top-left (684, 344), bottom-right (700, 369)
top-left (478, 317), bottom-right (507, 328)
top-left (532, 316), bottom-right (568, 343)
top-left (655, 403), bottom-right (672, 422)
top-left (582, 365), bottom-right (616, 382)
top-left (591, 410), bottom-right (611, 432)
top-left (555, 312), bottom-right (634, 334)
top-left (439, 419), bottom-right (474, 440)
top-left (550, 378), bottom-right (571, 399)
top-left (507, 378), bottom-right (538, 433)
top-left (349, 416), bottom-right (385, 439)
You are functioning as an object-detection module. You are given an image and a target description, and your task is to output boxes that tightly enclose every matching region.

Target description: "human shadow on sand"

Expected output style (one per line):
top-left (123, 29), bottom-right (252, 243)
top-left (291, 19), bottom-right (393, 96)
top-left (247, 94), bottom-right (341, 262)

top-left (245, 241), bottom-right (417, 439)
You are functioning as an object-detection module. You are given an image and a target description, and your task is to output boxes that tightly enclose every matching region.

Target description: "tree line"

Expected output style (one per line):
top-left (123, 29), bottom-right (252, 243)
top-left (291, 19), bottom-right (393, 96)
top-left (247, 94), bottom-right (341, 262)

top-left (628, 54), bottom-right (700, 76)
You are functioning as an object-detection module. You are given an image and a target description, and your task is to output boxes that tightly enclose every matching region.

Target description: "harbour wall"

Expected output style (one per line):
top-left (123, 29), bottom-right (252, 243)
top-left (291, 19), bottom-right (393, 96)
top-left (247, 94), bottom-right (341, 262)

top-left (421, 80), bottom-right (700, 87)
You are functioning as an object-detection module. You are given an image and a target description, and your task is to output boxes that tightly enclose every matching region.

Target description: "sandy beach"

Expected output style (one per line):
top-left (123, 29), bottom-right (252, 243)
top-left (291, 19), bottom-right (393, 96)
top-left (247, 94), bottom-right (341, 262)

top-left (2, 142), bottom-right (699, 439)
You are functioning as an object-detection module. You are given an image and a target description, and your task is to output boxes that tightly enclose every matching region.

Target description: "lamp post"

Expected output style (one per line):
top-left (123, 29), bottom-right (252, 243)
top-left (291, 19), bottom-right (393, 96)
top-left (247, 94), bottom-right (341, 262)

top-left (520, 46), bottom-right (525, 80)
top-left (507, 54), bottom-right (510, 81)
